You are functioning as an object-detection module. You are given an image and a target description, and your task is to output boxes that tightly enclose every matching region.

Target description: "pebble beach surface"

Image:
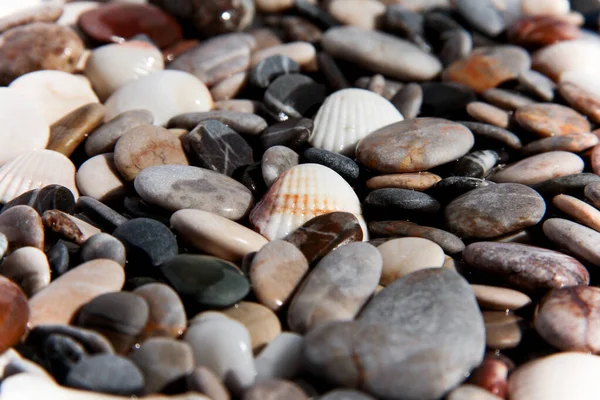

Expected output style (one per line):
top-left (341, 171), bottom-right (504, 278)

top-left (1, 0), bottom-right (600, 399)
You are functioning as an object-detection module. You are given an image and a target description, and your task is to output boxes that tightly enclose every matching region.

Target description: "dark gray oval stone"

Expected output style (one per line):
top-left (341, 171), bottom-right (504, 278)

top-left (391, 82), bottom-right (422, 120)
top-left (250, 54), bottom-right (301, 88)
top-left (65, 354), bottom-right (144, 395)
top-left (457, 121), bottom-right (522, 149)
top-left (532, 173), bottom-right (600, 199)
top-left (112, 218), bottom-right (178, 268)
top-left (44, 334), bottom-right (87, 384)
top-left (303, 148), bottom-right (360, 182)
top-left (263, 73), bottom-right (326, 121)
top-left (444, 183), bottom-right (546, 239)
top-left (81, 233), bottom-right (126, 266)
top-left (453, 0), bottom-right (505, 37)
top-left (365, 188), bottom-right (440, 216)
top-left (439, 29), bottom-right (472, 66)
top-left (77, 196), bottom-right (128, 232)
top-left (260, 117), bottom-right (312, 151)
top-left (1, 185), bottom-right (75, 215)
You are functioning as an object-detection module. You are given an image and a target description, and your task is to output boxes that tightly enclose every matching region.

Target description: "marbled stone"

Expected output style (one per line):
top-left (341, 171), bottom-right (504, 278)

top-left (445, 183), bottom-right (546, 239)
top-left (369, 220), bottom-right (465, 254)
top-left (1, 184), bottom-right (75, 216)
top-left (168, 111), bottom-right (267, 136)
top-left (42, 210), bottom-right (100, 245)
top-left (85, 109), bottom-right (154, 157)
top-left (133, 283), bottom-right (187, 339)
top-left (134, 165), bottom-right (254, 219)
top-left (112, 218), bottom-right (178, 268)
top-left (471, 284), bottom-right (532, 311)
top-left (463, 242), bottom-right (589, 293)
top-left (356, 118), bottom-right (474, 173)
top-left (262, 146), bottom-right (299, 187)
top-left (543, 218), bottom-right (600, 266)
top-left (250, 55), bottom-right (300, 88)
top-left (515, 103), bottom-right (591, 137)
top-left (0, 205), bottom-right (44, 252)
top-left (0, 277), bottom-right (28, 353)
top-left (223, 301), bottom-right (281, 353)
top-left (0, 246), bottom-right (50, 297)
top-left (490, 151), bottom-right (584, 185)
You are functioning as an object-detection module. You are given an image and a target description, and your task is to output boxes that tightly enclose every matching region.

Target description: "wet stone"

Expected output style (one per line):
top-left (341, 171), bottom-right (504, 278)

top-left (260, 118), bottom-right (312, 151)
top-left (454, 150), bottom-right (499, 179)
top-left (445, 183), bottom-right (546, 239)
top-left (458, 121), bottom-right (522, 149)
top-left (463, 242), bottom-right (589, 293)
top-left (369, 220), bottom-right (465, 254)
top-left (112, 218), bottom-right (178, 268)
top-left (250, 55), bottom-right (301, 89)
top-left (490, 151), bottom-right (584, 186)
top-left (181, 120), bottom-right (254, 177)
top-left (515, 103), bottom-right (591, 137)
top-left (366, 172), bottom-right (441, 191)
top-left (85, 109), bottom-right (154, 157)
top-left (263, 73), bottom-right (326, 121)
top-left (133, 283), bottom-right (187, 339)
top-left (302, 148), bottom-right (360, 183)
top-left (168, 111), bottom-right (267, 136)
top-left (543, 218), bottom-right (600, 266)
top-left (262, 146), bottom-right (299, 187)
top-left (420, 82), bottom-right (476, 119)
top-left (1, 185), bottom-right (75, 216)
top-left (390, 83), bottom-right (422, 120)
top-left (81, 233), bottom-right (126, 267)
top-left (0, 246), bottom-right (50, 297)
top-left (365, 188), bottom-right (440, 218)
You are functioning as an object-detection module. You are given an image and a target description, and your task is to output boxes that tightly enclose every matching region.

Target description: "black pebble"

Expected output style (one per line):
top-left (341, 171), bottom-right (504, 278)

top-left (263, 74), bottom-right (326, 121)
top-left (1, 185), bottom-right (75, 215)
top-left (260, 117), bottom-right (312, 151)
top-left (303, 148), bottom-right (360, 182)
top-left (249, 54), bottom-right (300, 89)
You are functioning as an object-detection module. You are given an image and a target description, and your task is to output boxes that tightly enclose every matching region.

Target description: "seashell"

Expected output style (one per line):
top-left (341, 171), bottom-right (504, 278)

top-left (84, 41), bottom-right (165, 101)
top-left (0, 150), bottom-right (78, 204)
top-left (309, 88), bottom-right (404, 156)
top-left (508, 352), bottom-right (600, 400)
top-left (250, 163), bottom-right (367, 240)
top-left (532, 40), bottom-right (600, 81)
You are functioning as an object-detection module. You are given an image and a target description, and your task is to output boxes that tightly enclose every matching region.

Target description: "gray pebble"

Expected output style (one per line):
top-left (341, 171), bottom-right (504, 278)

top-left (81, 233), bottom-right (126, 266)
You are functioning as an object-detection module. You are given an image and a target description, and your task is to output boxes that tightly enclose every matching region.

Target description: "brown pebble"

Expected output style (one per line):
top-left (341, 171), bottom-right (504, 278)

top-left (468, 353), bottom-right (512, 398)
top-left (507, 16), bottom-right (581, 48)
top-left (47, 103), bottom-right (105, 157)
top-left (483, 311), bottom-right (525, 350)
top-left (223, 302), bottom-right (282, 353)
top-left (42, 210), bottom-right (100, 245)
top-left (553, 194), bottom-right (600, 232)
top-left (480, 88), bottom-right (535, 111)
top-left (242, 379), bottom-right (307, 400)
top-left (471, 284), bottom-right (532, 311)
top-left (466, 102), bottom-right (510, 128)
top-left (515, 103), bottom-right (591, 137)
top-left (521, 132), bottom-right (598, 155)
top-left (133, 283), bottom-right (187, 340)
top-left (366, 172), bottom-right (441, 191)
top-left (0, 206), bottom-right (44, 252)
top-left (559, 81), bottom-right (600, 124)
top-left (0, 276), bottom-right (29, 353)
top-left (187, 366), bottom-right (230, 400)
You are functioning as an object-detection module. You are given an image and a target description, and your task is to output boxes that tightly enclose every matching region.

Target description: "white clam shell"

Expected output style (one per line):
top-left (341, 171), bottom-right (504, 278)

top-left (85, 41), bottom-right (164, 101)
top-left (0, 149), bottom-right (78, 203)
top-left (309, 88), bottom-right (403, 155)
top-left (508, 352), bottom-right (600, 400)
top-left (249, 163), bottom-right (367, 240)
top-left (533, 39), bottom-right (600, 81)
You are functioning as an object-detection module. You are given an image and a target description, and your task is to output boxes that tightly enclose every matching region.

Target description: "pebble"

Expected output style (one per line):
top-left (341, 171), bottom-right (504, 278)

top-left (48, 103), bottom-right (105, 157)
top-left (243, 379), bottom-right (307, 400)
top-left (515, 103), bottom-right (591, 137)
top-left (490, 151), bottom-right (584, 185)
top-left (160, 255), bottom-right (250, 309)
top-left (470, 284), bottom-right (532, 311)
top-left (369, 220), bottom-right (465, 254)
top-left (0, 23), bottom-right (84, 86)
top-left (112, 218), bottom-right (178, 268)
top-left (559, 81), bottom-right (600, 124)
top-left (445, 183), bottom-right (546, 239)
top-left (182, 120), bottom-right (253, 176)
top-left (255, 332), bottom-right (304, 381)
top-left (532, 39), bottom-right (600, 81)
top-left (65, 354), bottom-right (144, 396)
top-left (0, 233), bottom-right (6, 258)
top-left (522, 132), bottom-right (598, 155)
top-left (251, 42), bottom-right (317, 72)
top-left (585, 181), bottom-right (600, 208)
top-left (0, 205), bottom-right (44, 252)
top-left (467, 353), bottom-right (512, 398)
top-left (282, 16), bottom-right (323, 43)
top-left (168, 111), bottom-right (268, 136)
top-left (320, 390), bottom-right (376, 400)
top-left (103, 70), bottom-right (213, 126)
top-left (0, 246), bottom-right (50, 297)
top-left (76, 154), bottom-right (127, 202)
top-left (129, 338), bottom-right (194, 394)
top-left (0, 277), bottom-right (28, 353)
top-left (508, 16), bottom-right (580, 48)
top-left (302, 148), bottom-right (360, 183)
top-left (544, 218), bottom-right (600, 266)
top-left (260, 118), bottom-right (312, 150)
top-left (459, 122), bottom-right (522, 149)
top-left (534, 286), bottom-right (600, 352)
top-left (439, 28), bottom-right (472, 66)
top-left (321, 26), bottom-right (442, 81)
top-left (2, 184), bottom-right (75, 216)
top-left (377, 237), bottom-right (444, 285)
top-left (85, 109), bottom-right (154, 157)
top-left (518, 70), bottom-right (556, 101)
top-left (453, 0), bottom-right (504, 36)
top-left (364, 188), bottom-right (441, 217)
top-left (186, 366), bottom-right (231, 400)
top-left (42, 210), bottom-right (101, 245)
top-left (263, 73), bottom-right (326, 120)
top-left (133, 283), bottom-right (187, 339)
top-left (534, 173), bottom-right (600, 199)
top-left (288, 242), bottom-right (382, 333)
top-left (43, 333), bottom-right (88, 383)
top-left (420, 82), bottom-right (476, 118)
top-left (442, 46), bottom-right (531, 93)
top-left (262, 146), bottom-right (299, 187)
top-left (28, 259), bottom-right (125, 327)
top-left (463, 242), bottom-right (589, 293)
top-left (466, 102), bottom-right (510, 128)
top-left (391, 83), bottom-right (423, 119)
top-left (9, 71), bottom-right (99, 125)
top-left (77, 196), bottom-right (128, 232)
top-left (553, 194), bottom-right (600, 232)
top-left (114, 124), bottom-right (189, 181)
top-left (328, 0), bottom-right (385, 30)
top-left (454, 150), bottom-right (499, 179)
top-left (209, 70), bottom-right (245, 101)
top-left (366, 172), bottom-right (441, 191)
top-left (81, 233), bottom-right (126, 267)
top-left (304, 269), bottom-right (485, 400)
top-left (356, 118), bottom-right (474, 173)
top-left (223, 302), bottom-right (281, 352)
top-left (448, 385), bottom-right (503, 400)
top-left (184, 312), bottom-right (255, 393)
top-left (0, 4), bottom-right (62, 34)
top-left (249, 55), bottom-right (300, 88)
top-left (483, 311), bottom-right (525, 349)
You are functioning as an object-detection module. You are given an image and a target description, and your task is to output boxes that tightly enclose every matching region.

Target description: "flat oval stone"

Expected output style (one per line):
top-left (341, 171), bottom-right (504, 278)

top-left (0, 23), bottom-right (84, 86)
top-left (130, 337), bottom-right (194, 395)
top-left (544, 218), bottom-right (600, 266)
top-left (114, 125), bottom-right (189, 181)
top-left (0, 205), bottom-right (44, 252)
top-left (223, 301), bottom-right (281, 353)
top-left (260, 118), bottom-right (312, 151)
top-left (133, 283), bottom-right (187, 339)
top-left (534, 173), bottom-right (600, 199)
top-left (76, 154), bottom-right (127, 202)
top-left (288, 242), bottom-right (382, 333)
top-left (171, 209), bottom-right (268, 262)
top-left (249, 240), bottom-right (308, 311)
top-left (522, 132), bottom-right (598, 155)
top-left (391, 82), bottom-right (423, 119)
top-left (65, 354), bottom-right (144, 396)
top-left (28, 259), bottom-right (125, 327)
top-left (458, 121), bottom-right (522, 149)
top-left (251, 41), bottom-right (317, 72)
top-left (181, 120), bottom-right (253, 177)
top-left (263, 73), bottom-right (326, 121)
top-left (255, 332), bottom-right (304, 381)
top-left (77, 197), bottom-right (128, 232)
top-left (48, 103), bottom-right (105, 157)
top-left (553, 194), bottom-right (600, 232)
top-left (466, 102), bottom-right (509, 128)
top-left (445, 183), bottom-right (546, 239)
top-left (490, 151), bottom-right (584, 185)
top-left (250, 55), bottom-right (301, 88)
top-left (76, 291), bottom-right (149, 354)
top-left (0, 247), bottom-right (50, 297)
top-left (322, 26), bottom-right (442, 81)
top-left (85, 109), bottom-right (154, 157)
top-left (515, 103), bottom-right (591, 137)
top-left (356, 118), bottom-right (474, 173)
top-left (243, 379), bottom-right (307, 400)
top-left (463, 242), bottom-right (589, 293)
top-left (369, 220), bottom-right (465, 254)
top-left (78, 3), bottom-right (182, 49)
top-left (442, 46), bottom-right (531, 93)
top-left (302, 148), bottom-right (360, 183)
top-left (103, 70), bottom-right (213, 126)
top-left (2, 184), bottom-right (75, 216)
top-left (483, 311), bottom-right (524, 350)
top-left (168, 111), bottom-right (267, 136)
top-left (262, 146), bottom-right (299, 187)
top-left (304, 269), bottom-right (485, 400)
top-left (518, 70), bottom-right (556, 101)
top-left (453, 0), bottom-right (504, 36)
top-left (534, 286), bottom-right (600, 352)
top-left (377, 237), bottom-right (444, 285)
top-left (485, 87), bottom-right (548, 110)
top-left (559, 81), bottom-right (600, 124)
top-left (366, 172), bottom-right (441, 191)
top-left (160, 255), bottom-right (250, 309)
top-left (81, 233), bottom-right (126, 267)
top-left (365, 188), bottom-right (440, 217)
top-left (471, 284), bottom-right (532, 311)
top-left (0, 277), bottom-right (28, 353)
top-left (112, 218), bottom-right (178, 268)
top-left (134, 165), bottom-right (254, 220)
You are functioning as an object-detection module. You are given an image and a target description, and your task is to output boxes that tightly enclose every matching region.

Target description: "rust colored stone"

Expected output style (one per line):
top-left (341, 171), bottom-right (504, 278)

top-left (0, 276), bottom-right (29, 353)
top-left (468, 353), bottom-right (512, 398)
top-left (507, 16), bottom-right (580, 48)
top-left (515, 103), bottom-right (591, 137)
top-left (42, 210), bottom-right (84, 245)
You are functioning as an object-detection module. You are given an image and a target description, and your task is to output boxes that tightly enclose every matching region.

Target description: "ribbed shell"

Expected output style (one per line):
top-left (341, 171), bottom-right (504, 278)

top-left (0, 150), bottom-right (79, 203)
top-left (309, 88), bottom-right (403, 155)
top-left (250, 163), bottom-right (366, 240)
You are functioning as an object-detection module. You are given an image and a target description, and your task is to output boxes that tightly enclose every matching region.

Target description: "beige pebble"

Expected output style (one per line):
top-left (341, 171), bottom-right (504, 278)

top-left (553, 194), bottom-right (600, 232)
top-left (366, 172), bottom-right (442, 191)
top-left (250, 42), bottom-right (317, 71)
top-left (0, 4), bottom-right (63, 34)
top-left (328, 0), bottom-right (385, 30)
top-left (466, 102), bottom-right (510, 129)
top-left (470, 284), bottom-right (532, 311)
top-left (521, 132), bottom-right (599, 156)
top-left (76, 153), bottom-right (127, 202)
top-left (490, 151), bottom-right (584, 185)
top-left (0, 206), bottom-right (44, 253)
top-left (214, 99), bottom-right (260, 114)
top-left (483, 311), bottom-right (524, 350)
top-left (223, 302), bottom-right (282, 353)
top-left (0, 247), bottom-right (50, 297)
top-left (377, 237), bottom-right (445, 285)
top-left (187, 366), bottom-right (230, 400)
top-left (210, 72), bottom-right (248, 102)
top-left (447, 384), bottom-right (503, 400)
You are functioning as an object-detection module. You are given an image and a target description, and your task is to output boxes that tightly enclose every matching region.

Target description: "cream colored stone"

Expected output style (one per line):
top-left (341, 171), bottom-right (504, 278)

top-left (521, 0), bottom-right (569, 16)
top-left (328, 0), bottom-right (386, 29)
top-left (0, 247), bottom-right (50, 297)
top-left (490, 151), bottom-right (584, 185)
top-left (171, 209), bottom-right (268, 262)
top-left (366, 172), bottom-right (441, 191)
top-left (471, 284), bottom-right (532, 311)
top-left (553, 194), bottom-right (600, 232)
top-left (76, 153), bottom-right (127, 201)
top-left (250, 42), bottom-right (317, 71)
top-left (377, 237), bottom-right (445, 285)
top-left (223, 301), bottom-right (281, 353)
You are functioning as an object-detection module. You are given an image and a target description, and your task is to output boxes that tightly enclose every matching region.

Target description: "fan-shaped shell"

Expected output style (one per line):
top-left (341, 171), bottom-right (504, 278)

top-left (0, 150), bottom-right (78, 203)
top-left (250, 163), bottom-right (367, 240)
top-left (309, 88), bottom-right (404, 156)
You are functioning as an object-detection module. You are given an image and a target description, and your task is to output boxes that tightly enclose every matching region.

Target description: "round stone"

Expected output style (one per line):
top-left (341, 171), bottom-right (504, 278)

top-left (0, 205), bottom-right (44, 252)
top-left (81, 233), bottom-right (126, 266)
top-left (356, 118), bottom-right (474, 173)
top-left (377, 237), bottom-right (444, 285)
top-left (490, 151), bottom-right (584, 185)
top-left (262, 146), bottom-right (299, 187)
top-left (445, 183), bottom-right (546, 239)
top-left (76, 154), bottom-right (127, 202)
top-left (85, 109), bottom-right (154, 157)
top-left (483, 311), bottom-right (525, 350)
top-left (0, 277), bottom-right (29, 353)
top-left (112, 218), bottom-right (178, 268)
top-left (515, 103), bottom-right (591, 137)
top-left (223, 301), bottom-right (281, 353)
top-left (543, 218), bottom-right (600, 266)
top-left (470, 284), bottom-right (532, 311)
top-left (0, 246), bottom-right (50, 297)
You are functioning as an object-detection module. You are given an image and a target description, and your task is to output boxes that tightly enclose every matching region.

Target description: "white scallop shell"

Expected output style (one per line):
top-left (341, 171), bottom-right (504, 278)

top-left (533, 40), bottom-right (600, 81)
top-left (84, 41), bottom-right (165, 101)
top-left (309, 88), bottom-right (404, 156)
top-left (508, 352), bottom-right (600, 400)
top-left (250, 163), bottom-right (367, 240)
top-left (0, 149), bottom-right (78, 204)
